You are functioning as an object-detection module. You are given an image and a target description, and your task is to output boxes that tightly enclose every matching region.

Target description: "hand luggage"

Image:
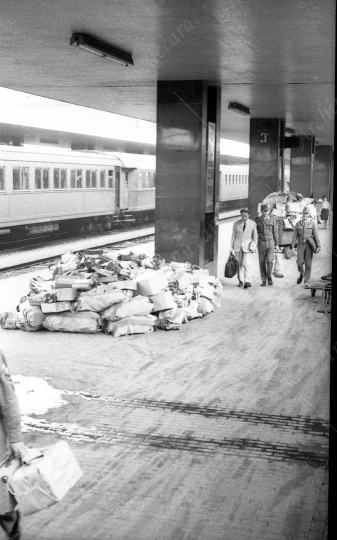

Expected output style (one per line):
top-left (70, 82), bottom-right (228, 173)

top-left (307, 237), bottom-right (318, 253)
top-left (9, 441), bottom-right (83, 516)
top-left (224, 254), bottom-right (238, 278)
top-left (0, 454), bottom-right (21, 514)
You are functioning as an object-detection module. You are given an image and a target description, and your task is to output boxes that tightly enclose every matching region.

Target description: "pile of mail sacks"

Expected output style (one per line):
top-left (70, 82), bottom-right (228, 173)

top-left (0, 249), bottom-right (222, 337)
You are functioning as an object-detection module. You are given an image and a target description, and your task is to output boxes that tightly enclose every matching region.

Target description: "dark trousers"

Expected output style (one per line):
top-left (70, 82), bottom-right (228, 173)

top-left (258, 243), bottom-right (274, 281)
top-left (0, 510), bottom-right (20, 539)
top-left (297, 242), bottom-right (313, 282)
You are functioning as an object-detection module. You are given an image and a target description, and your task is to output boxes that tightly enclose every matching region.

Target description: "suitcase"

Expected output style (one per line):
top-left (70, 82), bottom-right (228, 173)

top-left (0, 454), bottom-right (20, 514)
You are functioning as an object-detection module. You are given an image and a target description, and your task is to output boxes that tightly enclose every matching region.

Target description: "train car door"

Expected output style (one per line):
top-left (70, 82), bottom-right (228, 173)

top-left (115, 166), bottom-right (121, 210)
top-left (124, 171), bottom-right (129, 209)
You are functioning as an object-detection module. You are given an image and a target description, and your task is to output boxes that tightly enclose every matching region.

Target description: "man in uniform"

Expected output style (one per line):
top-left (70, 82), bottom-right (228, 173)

top-left (230, 208), bottom-right (258, 289)
top-left (255, 203), bottom-right (279, 286)
top-left (291, 206), bottom-right (321, 284)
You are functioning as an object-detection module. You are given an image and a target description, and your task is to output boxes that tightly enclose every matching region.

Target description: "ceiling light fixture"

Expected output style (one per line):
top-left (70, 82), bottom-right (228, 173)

top-left (70, 33), bottom-right (134, 67)
top-left (228, 102), bottom-right (250, 116)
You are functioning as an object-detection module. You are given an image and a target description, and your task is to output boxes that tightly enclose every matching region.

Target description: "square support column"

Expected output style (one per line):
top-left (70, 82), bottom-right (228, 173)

top-left (313, 145), bottom-right (332, 200)
top-left (248, 119), bottom-right (284, 217)
top-left (290, 136), bottom-right (315, 197)
top-left (155, 81), bottom-right (221, 275)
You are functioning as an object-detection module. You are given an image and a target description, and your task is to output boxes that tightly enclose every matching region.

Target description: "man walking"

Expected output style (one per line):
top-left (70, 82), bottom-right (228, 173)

top-left (255, 204), bottom-right (279, 286)
top-left (291, 206), bottom-right (321, 284)
top-left (230, 208), bottom-right (258, 289)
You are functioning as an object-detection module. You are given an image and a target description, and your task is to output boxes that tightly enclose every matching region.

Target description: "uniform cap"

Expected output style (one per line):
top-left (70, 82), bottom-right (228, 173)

top-left (240, 208), bottom-right (250, 214)
top-left (302, 207), bottom-right (309, 214)
top-left (261, 204), bottom-right (269, 211)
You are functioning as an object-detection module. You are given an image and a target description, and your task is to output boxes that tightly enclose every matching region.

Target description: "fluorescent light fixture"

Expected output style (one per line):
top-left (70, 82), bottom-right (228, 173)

top-left (285, 127), bottom-right (296, 135)
top-left (228, 102), bottom-right (250, 116)
top-left (70, 33), bottom-right (134, 67)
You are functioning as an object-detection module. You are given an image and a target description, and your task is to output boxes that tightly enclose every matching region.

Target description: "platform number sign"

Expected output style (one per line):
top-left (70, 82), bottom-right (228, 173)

top-left (260, 132), bottom-right (269, 143)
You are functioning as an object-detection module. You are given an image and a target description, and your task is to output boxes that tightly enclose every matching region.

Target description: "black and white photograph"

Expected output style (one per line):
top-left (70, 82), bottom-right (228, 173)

top-left (0, 1), bottom-right (335, 539)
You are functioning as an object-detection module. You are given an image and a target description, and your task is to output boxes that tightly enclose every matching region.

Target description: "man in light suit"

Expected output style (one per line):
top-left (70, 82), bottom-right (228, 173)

top-left (230, 208), bottom-right (258, 288)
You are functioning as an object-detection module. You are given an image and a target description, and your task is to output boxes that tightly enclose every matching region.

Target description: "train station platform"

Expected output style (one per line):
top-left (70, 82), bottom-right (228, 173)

top-left (0, 223), bottom-right (332, 540)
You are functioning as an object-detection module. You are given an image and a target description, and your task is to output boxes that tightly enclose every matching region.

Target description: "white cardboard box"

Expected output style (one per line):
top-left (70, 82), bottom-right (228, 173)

top-left (135, 270), bottom-right (168, 296)
top-left (41, 302), bottom-right (72, 314)
top-left (150, 291), bottom-right (176, 311)
top-left (56, 288), bottom-right (78, 301)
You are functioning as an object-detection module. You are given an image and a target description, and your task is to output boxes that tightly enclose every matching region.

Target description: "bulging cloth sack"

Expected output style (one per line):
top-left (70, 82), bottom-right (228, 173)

top-left (224, 254), bottom-right (238, 278)
top-left (103, 315), bottom-right (156, 337)
top-left (102, 296), bottom-right (154, 321)
top-left (77, 290), bottom-right (125, 312)
top-left (42, 311), bottom-right (101, 333)
top-left (273, 253), bottom-right (285, 278)
top-left (197, 297), bottom-right (214, 316)
top-left (9, 441), bottom-right (83, 516)
top-left (0, 311), bottom-right (20, 330)
top-left (21, 306), bottom-right (46, 331)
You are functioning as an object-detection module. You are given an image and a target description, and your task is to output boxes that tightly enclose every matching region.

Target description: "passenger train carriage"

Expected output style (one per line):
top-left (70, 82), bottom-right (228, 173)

top-left (0, 145), bottom-right (248, 246)
top-left (0, 147), bottom-right (155, 243)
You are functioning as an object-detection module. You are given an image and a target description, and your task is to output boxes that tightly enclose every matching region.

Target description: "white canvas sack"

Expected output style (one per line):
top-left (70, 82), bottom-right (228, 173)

top-left (9, 441), bottom-right (83, 515)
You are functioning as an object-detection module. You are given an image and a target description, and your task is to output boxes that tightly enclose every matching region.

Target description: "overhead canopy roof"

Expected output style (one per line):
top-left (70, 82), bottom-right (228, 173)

top-left (0, 0), bottom-right (335, 146)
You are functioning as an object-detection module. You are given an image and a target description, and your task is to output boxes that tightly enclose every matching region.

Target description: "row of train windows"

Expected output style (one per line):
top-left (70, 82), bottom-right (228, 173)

top-left (223, 174), bottom-right (248, 186)
top-left (138, 171), bottom-right (156, 189)
top-left (0, 167), bottom-right (115, 191)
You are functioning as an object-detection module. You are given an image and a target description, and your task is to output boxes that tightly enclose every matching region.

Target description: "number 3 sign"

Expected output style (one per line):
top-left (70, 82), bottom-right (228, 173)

top-left (260, 133), bottom-right (269, 143)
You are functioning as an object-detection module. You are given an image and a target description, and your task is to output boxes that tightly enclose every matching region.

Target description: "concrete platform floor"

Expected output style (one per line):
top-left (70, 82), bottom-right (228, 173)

top-left (0, 223), bottom-right (332, 540)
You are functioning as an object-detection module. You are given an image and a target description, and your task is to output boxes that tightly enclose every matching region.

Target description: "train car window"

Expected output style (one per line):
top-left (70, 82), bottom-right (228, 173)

top-left (43, 168), bottom-right (50, 189)
top-left (86, 170), bottom-right (91, 188)
top-left (225, 174), bottom-right (228, 186)
top-left (108, 170), bottom-right (114, 189)
top-left (85, 170), bottom-right (97, 188)
top-left (70, 169), bottom-right (82, 189)
top-left (152, 173), bottom-right (156, 187)
top-left (23, 168), bottom-right (29, 190)
top-left (92, 170), bottom-right (97, 188)
top-left (61, 169), bottom-right (67, 189)
top-left (228, 175), bottom-right (231, 185)
top-left (100, 170), bottom-right (106, 188)
top-left (245, 175), bottom-right (248, 184)
top-left (71, 170), bottom-right (76, 188)
top-left (13, 167), bottom-right (30, 191)
top-left (0, 167), bottom-right (4, 190)
top-left (77, 170), bottom-right (82, 188)
top-left (54, 169), bottom-right (60, 189)
top-left (35, 168), bottom-right (42, 189)
top-left (144, 172), bottom-right (150, 188)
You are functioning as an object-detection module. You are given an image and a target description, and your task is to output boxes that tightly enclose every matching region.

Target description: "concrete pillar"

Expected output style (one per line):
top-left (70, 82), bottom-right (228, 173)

top-left (313, 145), bottom-right (332, 200)
top-left (155, 81), bottom-right (221, 275)
top-left (248, 119), bottom-right (284, 217)
top-left (290, 136), bottom-right (315, 197)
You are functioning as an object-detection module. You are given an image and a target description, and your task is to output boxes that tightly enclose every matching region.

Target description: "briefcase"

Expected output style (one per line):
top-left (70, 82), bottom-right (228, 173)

top-left (307, 236), bottom-right (318, 253)
top-left (8, 441), bottom-right (83, 516)
top-left (0, 454), bottom-right (21, 514)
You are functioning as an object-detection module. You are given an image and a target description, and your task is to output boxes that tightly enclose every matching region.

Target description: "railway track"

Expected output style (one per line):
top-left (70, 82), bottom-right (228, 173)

top-left (0, 228), bottom-right (154, 276)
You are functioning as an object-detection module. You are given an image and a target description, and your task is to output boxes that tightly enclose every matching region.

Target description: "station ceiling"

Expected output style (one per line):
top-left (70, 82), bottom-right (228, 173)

top-left (0, 0), bottom-right (335, 146)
